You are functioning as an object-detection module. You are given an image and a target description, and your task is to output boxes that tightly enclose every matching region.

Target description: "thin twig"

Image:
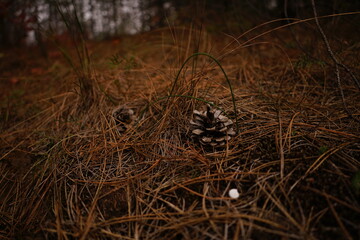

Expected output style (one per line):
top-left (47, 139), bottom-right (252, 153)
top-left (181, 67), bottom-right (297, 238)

top-left (311, 0), bottom-right (360, 122)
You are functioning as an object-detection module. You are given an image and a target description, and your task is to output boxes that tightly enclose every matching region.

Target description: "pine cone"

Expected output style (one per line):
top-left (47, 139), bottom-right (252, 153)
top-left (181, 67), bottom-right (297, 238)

top-left (112, 105), bottom-right (137, 133)
top-left (190, 104), bottom-right (236, 147)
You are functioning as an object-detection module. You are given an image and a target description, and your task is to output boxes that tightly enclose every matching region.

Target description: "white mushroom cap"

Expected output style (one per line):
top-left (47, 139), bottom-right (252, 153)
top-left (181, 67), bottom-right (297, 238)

top-left (229, 188), bottom-right (240, 199)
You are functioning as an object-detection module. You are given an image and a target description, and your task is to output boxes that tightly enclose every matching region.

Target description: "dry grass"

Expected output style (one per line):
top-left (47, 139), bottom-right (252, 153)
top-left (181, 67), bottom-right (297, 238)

top-left (1, 20), bottom-right (360, 239)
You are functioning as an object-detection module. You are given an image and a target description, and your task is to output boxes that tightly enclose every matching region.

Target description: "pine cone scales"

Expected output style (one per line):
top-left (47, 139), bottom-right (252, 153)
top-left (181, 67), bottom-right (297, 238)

top-left (190, 104), bottom-right (236, 147)
top-left (112, 105), bottom-right (137, 133)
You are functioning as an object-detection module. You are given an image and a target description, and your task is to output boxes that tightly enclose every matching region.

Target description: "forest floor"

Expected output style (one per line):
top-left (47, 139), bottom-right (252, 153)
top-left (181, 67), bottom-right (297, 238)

top-left (0, 24), bottom-right (360, 239)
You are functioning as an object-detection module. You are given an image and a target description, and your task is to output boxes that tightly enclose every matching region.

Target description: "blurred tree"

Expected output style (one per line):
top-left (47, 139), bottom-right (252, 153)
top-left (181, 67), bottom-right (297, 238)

top-left (0, 0), bottom-right (359, 47)
top-left (0, 0), bottom-right (30, 47)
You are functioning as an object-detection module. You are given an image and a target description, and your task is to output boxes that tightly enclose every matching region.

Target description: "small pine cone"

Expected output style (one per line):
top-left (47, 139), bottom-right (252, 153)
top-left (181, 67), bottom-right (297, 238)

top-left (190, 104), bottom-right (236, 147)
top-left (112, 105), bottom-right (137, 133)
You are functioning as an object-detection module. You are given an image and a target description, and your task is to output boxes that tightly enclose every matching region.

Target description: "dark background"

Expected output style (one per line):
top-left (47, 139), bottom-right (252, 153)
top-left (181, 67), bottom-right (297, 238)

top-left (0, 0), bottom-right (359, 47)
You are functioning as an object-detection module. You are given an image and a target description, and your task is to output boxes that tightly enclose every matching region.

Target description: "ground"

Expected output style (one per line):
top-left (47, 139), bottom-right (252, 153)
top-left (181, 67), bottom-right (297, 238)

top-left (0, 24), bottom-right (359, 239)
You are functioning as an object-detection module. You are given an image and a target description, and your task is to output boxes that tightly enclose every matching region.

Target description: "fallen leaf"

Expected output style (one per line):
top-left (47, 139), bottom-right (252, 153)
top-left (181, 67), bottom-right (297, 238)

top-left (31, 67), bottom-right (44, 75)
top-left (10, 77), bottom-right (19, 84)
top-left (49, 51), bottom-right (62, 58)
